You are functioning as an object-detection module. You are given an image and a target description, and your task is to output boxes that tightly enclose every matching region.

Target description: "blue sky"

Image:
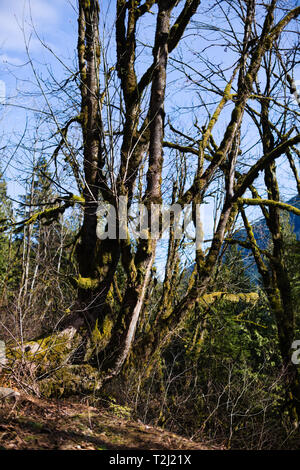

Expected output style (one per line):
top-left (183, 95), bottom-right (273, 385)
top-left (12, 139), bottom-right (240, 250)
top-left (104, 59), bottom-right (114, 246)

top-left (0, 1), bottom-right (299, 269)
top-left (0, 0), bottom-right (77, 113)
top-left (0, 0), bottom-right (75, 64)
top-left (0, 0), bottom-right (77, 192)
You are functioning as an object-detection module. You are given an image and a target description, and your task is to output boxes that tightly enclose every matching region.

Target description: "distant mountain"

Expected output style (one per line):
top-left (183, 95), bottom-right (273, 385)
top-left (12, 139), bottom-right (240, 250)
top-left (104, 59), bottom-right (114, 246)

top-left (235, 195), bottom-right (300, 246)
top-left (185, 196), bottom-right (300, 282)
top-left (288, 195), bottom-right (300, 240)
top-left (233, 195), bottom-right (300, 282)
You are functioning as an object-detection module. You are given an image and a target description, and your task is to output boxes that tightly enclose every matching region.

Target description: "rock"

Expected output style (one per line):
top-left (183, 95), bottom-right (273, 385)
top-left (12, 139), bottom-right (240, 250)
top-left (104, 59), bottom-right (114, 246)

top-left (23, 342), bottom-right (41, 355)
top-left (0, 387), bottom-right (20, 401)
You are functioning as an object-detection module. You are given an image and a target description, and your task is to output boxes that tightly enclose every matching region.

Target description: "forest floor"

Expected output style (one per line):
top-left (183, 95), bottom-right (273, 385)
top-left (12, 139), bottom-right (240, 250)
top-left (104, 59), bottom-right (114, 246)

top-left (0, 392), bottom-right (222, 450)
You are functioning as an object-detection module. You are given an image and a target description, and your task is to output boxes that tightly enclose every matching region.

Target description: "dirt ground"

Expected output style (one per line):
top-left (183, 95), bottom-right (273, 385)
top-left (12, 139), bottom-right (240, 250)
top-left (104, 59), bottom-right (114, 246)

top-left (0, 392), bottom-right (222, 450)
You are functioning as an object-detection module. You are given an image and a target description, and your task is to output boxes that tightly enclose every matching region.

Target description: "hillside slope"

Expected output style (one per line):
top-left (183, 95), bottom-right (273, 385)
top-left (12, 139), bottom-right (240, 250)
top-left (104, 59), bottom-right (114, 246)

top-left (0, 393), bottom-right (222, 450)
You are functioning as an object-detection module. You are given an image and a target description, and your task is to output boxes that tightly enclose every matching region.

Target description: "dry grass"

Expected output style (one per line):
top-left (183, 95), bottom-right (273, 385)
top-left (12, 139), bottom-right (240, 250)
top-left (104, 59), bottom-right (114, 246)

top-left (0, 392), bottom-right (223, 450)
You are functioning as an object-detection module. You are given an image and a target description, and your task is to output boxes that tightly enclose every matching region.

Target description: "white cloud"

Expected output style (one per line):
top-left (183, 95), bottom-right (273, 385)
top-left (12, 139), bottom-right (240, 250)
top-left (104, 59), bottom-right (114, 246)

top-left (0, 0), bottom-right (61, 54)
top-left (0, 54), bottom-right (23, 66)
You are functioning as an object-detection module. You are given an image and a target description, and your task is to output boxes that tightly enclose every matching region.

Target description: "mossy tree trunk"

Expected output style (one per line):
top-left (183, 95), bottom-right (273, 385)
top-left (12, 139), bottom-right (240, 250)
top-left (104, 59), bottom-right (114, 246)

top-left (259, 73), bottom-right (300, 421)
top-left (123, 1), bottom-right (300, 378)
top-left (61, 0), bottom-right (202, 371)
top-left (235, 51), bottom-right (300, 421)
top-left (76, 0), bottom-right (116, 321)
top-left (102, 0), bottom-right (181, 380)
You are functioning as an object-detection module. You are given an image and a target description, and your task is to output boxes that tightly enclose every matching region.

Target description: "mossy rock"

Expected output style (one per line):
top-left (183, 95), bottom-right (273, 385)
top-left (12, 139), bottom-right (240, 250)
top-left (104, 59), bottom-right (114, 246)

top-left (6, 327), bottom-right (80, 373)
top-left (4, 327), bottom-right (87, 396)
top-left (39, 364), bottom-right (102, 398)
top-left (5, 324), bottom-right (108, 398)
